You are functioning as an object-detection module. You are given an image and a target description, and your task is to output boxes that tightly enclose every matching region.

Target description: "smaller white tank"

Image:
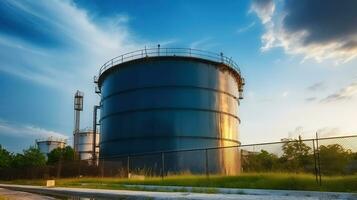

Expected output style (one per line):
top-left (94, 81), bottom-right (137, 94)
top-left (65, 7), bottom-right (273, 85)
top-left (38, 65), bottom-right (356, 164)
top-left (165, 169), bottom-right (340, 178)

top-left (36, 137), bottom-right (66, 156)
top-left (74, 128), bottom-right (100, 160)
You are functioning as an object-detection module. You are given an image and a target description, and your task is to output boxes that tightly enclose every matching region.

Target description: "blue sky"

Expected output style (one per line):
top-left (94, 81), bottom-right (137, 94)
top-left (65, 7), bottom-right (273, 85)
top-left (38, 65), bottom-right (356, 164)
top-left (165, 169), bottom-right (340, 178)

top-left (0, 0), bottom-right (356, 152)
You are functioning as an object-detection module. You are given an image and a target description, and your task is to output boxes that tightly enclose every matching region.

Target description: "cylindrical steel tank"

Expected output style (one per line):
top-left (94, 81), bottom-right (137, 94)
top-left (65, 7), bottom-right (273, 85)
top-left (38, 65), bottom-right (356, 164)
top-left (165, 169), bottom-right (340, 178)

top-left (74, 130), bottom-right (100, 160)
top-left (36, 137), bottom-right (66, 156)
top-left (96, 48), bottom-right (244, 175)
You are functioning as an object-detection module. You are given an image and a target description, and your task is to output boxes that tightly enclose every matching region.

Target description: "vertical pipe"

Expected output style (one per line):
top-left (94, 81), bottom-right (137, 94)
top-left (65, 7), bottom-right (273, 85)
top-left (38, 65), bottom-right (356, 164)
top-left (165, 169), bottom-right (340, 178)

top-left (74, 91), bottom-right (83, 160)
top-left (161, 152), bottom-right (165, 179)
top-left (92, 105), bottom-right (99, 163)
top-left (74, 110), bottom-right (80, 155)
top-left (238, 149), bottom-right (245, 173)
top-left (312, 139), bottom-right (318, 184)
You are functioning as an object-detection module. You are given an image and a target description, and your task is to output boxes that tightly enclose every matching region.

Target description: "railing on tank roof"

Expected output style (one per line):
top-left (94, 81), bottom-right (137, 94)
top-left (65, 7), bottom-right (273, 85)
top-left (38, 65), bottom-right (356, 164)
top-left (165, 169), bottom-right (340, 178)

top-left (95, 47), bottom-right (242, 82)
top-left (35, 136), bottom-right (67, 143)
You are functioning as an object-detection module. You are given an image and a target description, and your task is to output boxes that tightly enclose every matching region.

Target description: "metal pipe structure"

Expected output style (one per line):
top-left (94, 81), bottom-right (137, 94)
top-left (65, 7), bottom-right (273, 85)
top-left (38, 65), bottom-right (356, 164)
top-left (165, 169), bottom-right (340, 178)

top-left (92, 105), bottom-right (100, 161)
top-left (73, 90), bottom-right (83, 154)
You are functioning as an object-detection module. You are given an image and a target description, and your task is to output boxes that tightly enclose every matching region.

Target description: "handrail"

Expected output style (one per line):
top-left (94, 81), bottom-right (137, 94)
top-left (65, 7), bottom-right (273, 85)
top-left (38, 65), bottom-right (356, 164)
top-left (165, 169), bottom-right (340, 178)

top-left (96, 47), bottom-right (242, 81)
top-left (36, 137), bottom-right (67, 143)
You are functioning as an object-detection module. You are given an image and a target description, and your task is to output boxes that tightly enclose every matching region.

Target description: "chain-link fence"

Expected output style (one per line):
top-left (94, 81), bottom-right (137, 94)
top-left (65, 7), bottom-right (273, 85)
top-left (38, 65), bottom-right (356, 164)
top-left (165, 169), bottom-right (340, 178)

top-left (1, 135), bottom-right (356, 185)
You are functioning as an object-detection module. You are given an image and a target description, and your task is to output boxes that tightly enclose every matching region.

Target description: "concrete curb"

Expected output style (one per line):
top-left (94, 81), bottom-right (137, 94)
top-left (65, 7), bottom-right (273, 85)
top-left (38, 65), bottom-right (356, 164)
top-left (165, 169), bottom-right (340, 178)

top-left (0, 183), bottom-right (356, 200)
top-left (123, 184), bottom-right (357, 199)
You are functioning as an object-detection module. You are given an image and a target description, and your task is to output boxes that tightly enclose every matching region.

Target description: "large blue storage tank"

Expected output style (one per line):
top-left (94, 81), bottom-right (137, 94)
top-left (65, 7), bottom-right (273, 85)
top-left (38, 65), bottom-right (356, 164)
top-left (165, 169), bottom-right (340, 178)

top-left (96, 48), bottom-right (244, 175)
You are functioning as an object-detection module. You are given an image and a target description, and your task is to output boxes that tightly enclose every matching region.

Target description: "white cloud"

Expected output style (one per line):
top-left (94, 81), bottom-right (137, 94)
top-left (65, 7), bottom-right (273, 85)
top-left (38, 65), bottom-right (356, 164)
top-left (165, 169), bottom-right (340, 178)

top-left (0, 119), bottom-right (67, 139)
top-left (0, 0), bottom-right (157, 129)
top-left (251, 0), bottom-right (357, 64)
top-left (0, 0), bottom-right (148, 94)
top-left (250, 0), bottom-right (275, 24)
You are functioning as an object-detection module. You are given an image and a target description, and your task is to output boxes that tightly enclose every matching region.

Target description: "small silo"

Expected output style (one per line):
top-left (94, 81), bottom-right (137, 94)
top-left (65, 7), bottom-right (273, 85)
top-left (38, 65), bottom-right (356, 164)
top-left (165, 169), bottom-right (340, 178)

top-left (36, 137), bottom-right (66, 156)
top-left (95, 47), bottom-right (244, 175)
top-left (74, 129), bottom-right (100, 160)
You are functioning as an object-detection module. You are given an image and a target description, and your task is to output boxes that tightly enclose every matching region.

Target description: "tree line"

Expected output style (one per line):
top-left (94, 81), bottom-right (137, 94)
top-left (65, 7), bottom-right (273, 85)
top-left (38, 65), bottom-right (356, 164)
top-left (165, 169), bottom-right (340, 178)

top-left (242, 138), bottom-right (357, 175)
top-left (1, 138), bottom-right (357, 176)
top-left (0, 145), bottom-right (75, 169)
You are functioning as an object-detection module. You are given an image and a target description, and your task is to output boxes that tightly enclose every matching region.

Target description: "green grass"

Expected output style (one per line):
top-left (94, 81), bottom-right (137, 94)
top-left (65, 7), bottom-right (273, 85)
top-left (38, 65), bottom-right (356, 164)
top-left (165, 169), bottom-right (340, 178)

top-left (1, 173), bottom-right (357, 193)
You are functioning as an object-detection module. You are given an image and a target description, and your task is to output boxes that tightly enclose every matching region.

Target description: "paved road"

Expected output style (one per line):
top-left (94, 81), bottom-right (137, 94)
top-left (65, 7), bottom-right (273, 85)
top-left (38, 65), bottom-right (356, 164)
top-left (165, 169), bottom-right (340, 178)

top-left (0, 188), bottom-right (55, 200)
top-left (0, 184), bottom-right (356, 200)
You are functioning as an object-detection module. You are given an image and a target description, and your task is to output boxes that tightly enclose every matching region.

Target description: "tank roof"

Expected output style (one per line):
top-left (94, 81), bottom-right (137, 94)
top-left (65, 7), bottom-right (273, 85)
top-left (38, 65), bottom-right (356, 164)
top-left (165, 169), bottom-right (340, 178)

top-left (94, 47), bottom-right (245, 90)
top-left (36, 137), bottom-right (67, 144)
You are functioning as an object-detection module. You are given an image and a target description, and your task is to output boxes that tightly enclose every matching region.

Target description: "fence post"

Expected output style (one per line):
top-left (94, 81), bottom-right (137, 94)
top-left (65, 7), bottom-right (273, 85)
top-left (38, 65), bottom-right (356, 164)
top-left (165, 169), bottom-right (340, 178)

top-left (316, 132), bottom-right (322, 186)
top-left (312, 139), bottom-right (318, 184)
top-left (101, 160), bottom-right (104, 178)
top-left (127, 156), bottom-right (130, 178)
top-left (56, 151), bottom-right (63, 178)
top-left (77, 160), bottom-right (81, 178)
top-left (161, 152), bottom-right (165, 179)
top-left (205, 149), bottom-right (209, 178)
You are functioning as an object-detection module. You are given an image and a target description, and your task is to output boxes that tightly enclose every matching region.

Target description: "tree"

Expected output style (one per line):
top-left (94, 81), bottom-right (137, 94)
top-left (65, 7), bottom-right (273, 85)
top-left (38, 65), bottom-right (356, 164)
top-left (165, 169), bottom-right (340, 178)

top-left (319, 144), bottom-right (352, 175)
top-left (242, 150), bottom-right (279, 172)
top-left (11, 146), bottom-right (46, 168)
top-left (280, 138), bottom-right (313, 172)
top-left (47, 146), bottom-right (75, 165)
top-left (0, 145), bottom-right (13, 169)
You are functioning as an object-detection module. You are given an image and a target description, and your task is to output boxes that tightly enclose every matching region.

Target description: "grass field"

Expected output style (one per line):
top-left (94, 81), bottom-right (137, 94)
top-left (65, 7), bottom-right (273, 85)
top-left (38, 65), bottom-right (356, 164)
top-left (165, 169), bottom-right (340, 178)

top-left (1, 173), bottom-right (357, 193)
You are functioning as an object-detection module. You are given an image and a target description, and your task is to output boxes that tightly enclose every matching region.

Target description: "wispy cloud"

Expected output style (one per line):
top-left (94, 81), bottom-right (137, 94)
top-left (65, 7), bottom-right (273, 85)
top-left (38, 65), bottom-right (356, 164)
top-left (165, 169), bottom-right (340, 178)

top-left (307, 81), bottom-right (326, 91)
top-left (305, 97), bottom-right (317, 102)
top-left (287, 126), bottom-right (304, 139)
top-left (288, 126), bottom-right (344, 139)
top-left (317, 127), bottom-right (343, 138)
top-left (189, 37), bottom-right (217, 50)
top-left (321, 82), bottom-right (357, 103)
top-left (237, 22), bottom-right (256, 33)
top-left (0, 0), bottom-right (147, 95)
top-left (251, 0), bottom-right (357, 64)
top-left (0, 119), bottom-right (67, 139)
